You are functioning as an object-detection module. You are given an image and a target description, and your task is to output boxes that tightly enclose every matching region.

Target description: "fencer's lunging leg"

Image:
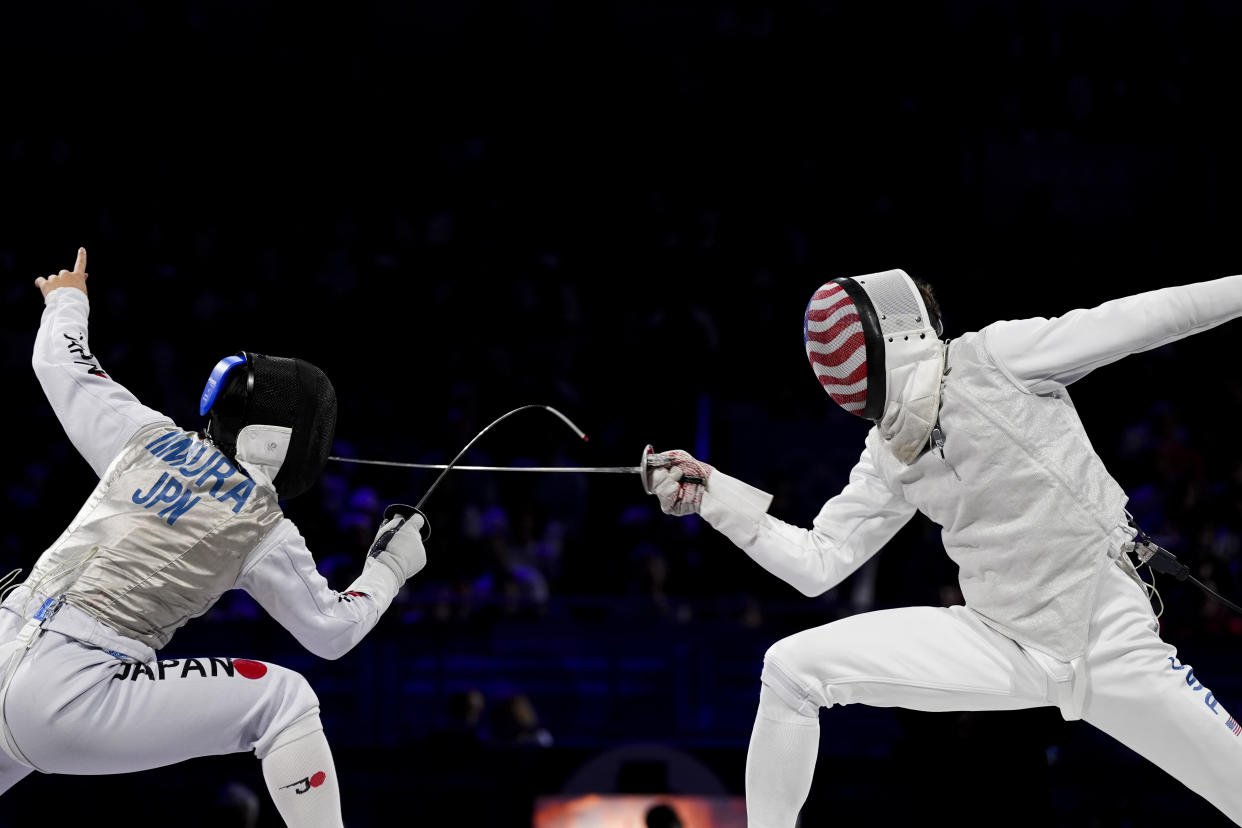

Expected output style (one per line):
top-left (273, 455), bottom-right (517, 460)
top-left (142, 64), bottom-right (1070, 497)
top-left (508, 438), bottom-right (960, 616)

top-left (261, 726), bottom-right (344, 828)
top-left (747, 605), bottom-right (1056, 827)
top-left (1080, 563), bottom-right (1242, 825)
top-left (745, 683), bottom-right (820, 828)
top-left (4, 631), bottom-right (336, 823)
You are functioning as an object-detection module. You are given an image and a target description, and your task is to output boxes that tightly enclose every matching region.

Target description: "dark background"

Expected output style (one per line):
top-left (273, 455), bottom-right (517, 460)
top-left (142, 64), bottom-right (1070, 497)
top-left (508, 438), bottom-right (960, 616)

top-left (3, 1), bottom-right (1242, 826)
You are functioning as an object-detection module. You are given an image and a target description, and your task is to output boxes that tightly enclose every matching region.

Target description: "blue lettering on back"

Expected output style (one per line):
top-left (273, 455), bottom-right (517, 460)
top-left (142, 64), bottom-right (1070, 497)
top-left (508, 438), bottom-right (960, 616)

top-left (181, 448), bottom-right (219, 478)
top-left (144, 431), bottom-right (177, 453)
top-left (158, 489), bottom-right (201, 526)
top-left (218, 478), bottom-right (255, 514)
top-left (151, 476), bottom-right (184, 507)
top-left (177, 444), bottom-right (208, 476)
top-left (133, 472), bottom-right (170, 506)
top-left (158, 437), bottom-right (194, 465)
top-left (195, 455), bottom-right (235, 496)
top-left (133, 430), bottom-right (258, 523)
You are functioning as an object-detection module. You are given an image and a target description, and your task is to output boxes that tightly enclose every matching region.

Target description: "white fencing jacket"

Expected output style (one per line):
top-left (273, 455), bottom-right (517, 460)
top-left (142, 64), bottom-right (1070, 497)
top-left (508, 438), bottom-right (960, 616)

top-left (8, 287), bottom-right (401, 662)
top-left (703, 274), bottom-right (1242, 662)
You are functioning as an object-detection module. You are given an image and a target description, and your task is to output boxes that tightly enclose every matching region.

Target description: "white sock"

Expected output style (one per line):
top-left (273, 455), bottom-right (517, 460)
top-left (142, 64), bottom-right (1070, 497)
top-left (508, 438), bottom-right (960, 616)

top-left (261, 730), bottom-right (344, 828)
top-left (745, 683), bottom-right (820, 828)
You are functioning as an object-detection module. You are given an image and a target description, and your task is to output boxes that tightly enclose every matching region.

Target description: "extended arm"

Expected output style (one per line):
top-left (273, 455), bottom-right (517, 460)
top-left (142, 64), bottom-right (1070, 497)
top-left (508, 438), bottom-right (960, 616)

top-left (31, 249), bottom-right (173, 477)
top-left (985, 273), bottom-right (1242, 394)
top-left (236, 512), bottom-right (426, 660)
top-left (652, 440), bottom-right (917, 596)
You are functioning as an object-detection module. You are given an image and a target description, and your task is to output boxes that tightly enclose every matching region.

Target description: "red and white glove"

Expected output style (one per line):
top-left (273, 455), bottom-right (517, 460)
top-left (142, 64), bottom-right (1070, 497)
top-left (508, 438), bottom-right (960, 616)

top-left (647, 449), bottom-right (714, 516)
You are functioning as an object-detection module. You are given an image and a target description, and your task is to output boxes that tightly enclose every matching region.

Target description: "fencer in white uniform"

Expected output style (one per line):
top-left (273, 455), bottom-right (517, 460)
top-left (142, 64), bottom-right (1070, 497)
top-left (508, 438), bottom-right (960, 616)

top-left (0, 250), bottom-right (428, 828)
top-left (648, 269), bottom-right (1242, 826)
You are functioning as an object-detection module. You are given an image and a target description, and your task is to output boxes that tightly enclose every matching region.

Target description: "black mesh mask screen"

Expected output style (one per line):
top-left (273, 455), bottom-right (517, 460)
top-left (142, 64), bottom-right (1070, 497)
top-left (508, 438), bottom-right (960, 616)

top-left (207, 353), bottom-right (337, 500)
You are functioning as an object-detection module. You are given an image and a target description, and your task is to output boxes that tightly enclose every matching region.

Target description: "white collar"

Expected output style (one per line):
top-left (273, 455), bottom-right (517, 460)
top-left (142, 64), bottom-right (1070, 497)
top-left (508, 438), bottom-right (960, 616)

top-left (877, 343), bottom-right (946, 465)
top-left (234, 424), bottom-right (291, 493)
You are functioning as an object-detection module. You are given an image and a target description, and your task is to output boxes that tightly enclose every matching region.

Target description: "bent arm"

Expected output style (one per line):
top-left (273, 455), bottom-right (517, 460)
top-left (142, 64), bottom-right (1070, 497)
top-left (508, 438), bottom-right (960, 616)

top-left (32, 289), bottom-right (172, 477)
top-left (236, 519), bottom-right (403, 660)
top-left (700, 440), bottom-right (916, 596)
top-left (985, 273), bottom-right (1242, 394)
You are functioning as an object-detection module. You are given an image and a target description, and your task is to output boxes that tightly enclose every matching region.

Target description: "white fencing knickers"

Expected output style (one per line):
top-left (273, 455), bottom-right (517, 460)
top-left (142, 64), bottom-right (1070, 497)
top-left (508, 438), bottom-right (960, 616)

top-left (0, 601), bottom-right (322, 790)
top-left (756, 559), bottom-right (1242, 825)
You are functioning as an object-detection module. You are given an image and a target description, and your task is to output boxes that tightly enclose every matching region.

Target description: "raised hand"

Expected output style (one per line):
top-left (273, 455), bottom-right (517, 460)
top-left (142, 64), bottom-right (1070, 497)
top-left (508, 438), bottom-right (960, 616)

top-left (35, 247), bottom-right (89, 299)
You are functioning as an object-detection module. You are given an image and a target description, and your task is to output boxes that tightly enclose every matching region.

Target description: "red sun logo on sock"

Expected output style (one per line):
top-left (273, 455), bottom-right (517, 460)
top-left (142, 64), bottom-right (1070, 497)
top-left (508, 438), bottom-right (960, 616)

top-left (310, 771), bottom-right (326, 788)
top-left (233, 659), bottom-right (268, 680)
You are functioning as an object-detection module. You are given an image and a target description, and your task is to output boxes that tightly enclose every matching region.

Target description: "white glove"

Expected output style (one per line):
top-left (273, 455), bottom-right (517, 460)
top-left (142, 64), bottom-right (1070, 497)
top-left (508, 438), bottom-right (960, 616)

top-left (366, 507), bottom-right (427, 583)
top-left (647, 449), bottom-right (714, 516)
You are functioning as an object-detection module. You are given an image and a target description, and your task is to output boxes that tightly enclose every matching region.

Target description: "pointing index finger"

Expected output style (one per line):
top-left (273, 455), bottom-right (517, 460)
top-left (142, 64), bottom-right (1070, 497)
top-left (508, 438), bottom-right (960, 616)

top-left (73, 247), bottom-right (87, 275)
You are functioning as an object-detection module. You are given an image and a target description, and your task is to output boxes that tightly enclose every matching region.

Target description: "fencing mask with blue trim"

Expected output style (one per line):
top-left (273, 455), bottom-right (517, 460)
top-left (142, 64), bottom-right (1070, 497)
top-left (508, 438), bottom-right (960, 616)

top-left (199, 352), bottom-right (337, 499)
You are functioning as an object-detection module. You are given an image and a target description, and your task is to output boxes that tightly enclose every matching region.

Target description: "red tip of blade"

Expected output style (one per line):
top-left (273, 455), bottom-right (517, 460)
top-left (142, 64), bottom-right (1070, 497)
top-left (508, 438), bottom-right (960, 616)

top-left (582, 434), bottom-right (590, 442)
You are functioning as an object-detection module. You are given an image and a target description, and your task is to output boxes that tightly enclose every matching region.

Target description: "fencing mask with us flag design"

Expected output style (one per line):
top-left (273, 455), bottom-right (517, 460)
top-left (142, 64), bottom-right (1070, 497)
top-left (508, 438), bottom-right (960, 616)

top-left (802, 269), bottom-right (940, 421)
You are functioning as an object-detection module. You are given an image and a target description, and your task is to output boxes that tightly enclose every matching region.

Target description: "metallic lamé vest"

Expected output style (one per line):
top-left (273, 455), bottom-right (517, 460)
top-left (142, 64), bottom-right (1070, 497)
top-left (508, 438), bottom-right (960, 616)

top-left (868, 326), bottom-right (1131, 661)
top-left (20, 425), bottom-right (283, 651)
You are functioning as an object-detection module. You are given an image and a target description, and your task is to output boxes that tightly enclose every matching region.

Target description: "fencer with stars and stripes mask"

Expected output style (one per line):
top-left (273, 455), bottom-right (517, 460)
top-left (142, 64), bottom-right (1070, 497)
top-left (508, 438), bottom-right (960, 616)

top-left (803, 269), bottom-right (945, 463)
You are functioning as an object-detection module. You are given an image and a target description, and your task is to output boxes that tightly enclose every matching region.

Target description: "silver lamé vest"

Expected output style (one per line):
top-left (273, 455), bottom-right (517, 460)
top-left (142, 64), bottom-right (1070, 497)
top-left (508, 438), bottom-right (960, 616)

top-left (17, 425), bottom-right (283, 651)
top-left (868, 326), bottom-right (1131, 661)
